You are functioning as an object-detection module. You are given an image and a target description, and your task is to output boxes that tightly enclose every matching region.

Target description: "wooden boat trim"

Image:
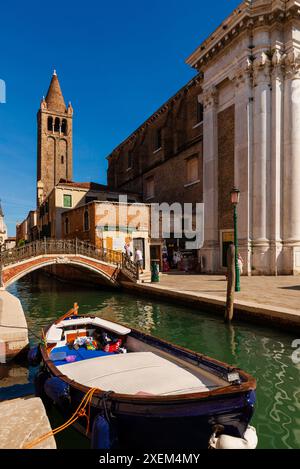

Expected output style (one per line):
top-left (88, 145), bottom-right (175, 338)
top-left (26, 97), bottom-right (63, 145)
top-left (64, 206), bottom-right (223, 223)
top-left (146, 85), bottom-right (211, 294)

top-left (40, 314), bottom-right (256, 405)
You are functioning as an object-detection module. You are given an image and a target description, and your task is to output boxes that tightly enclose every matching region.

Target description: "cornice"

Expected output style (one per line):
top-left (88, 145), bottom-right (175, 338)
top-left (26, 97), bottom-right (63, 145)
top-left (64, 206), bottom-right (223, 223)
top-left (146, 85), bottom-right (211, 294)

top-left (185, 1), bottom-right (300, 71)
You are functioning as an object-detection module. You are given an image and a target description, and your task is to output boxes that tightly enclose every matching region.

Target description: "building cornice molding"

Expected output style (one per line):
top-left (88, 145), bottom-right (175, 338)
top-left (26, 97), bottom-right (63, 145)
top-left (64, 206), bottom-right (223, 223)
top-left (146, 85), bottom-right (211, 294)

top-left (185, 1), bottom-right (300, 71)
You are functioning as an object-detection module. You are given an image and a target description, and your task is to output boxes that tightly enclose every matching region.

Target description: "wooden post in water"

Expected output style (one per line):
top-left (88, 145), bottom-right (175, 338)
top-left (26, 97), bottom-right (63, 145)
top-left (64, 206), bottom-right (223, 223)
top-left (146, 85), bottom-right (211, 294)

top-left (225, 243), bottom-right (236, 323)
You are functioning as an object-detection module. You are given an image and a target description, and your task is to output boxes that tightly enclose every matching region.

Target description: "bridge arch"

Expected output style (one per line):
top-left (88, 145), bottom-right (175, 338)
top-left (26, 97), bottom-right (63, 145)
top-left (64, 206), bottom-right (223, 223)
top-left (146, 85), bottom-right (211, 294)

top-left (0, 240), bottom-right (137, 289)
top-left (2, 256), bottom-right (120, 288)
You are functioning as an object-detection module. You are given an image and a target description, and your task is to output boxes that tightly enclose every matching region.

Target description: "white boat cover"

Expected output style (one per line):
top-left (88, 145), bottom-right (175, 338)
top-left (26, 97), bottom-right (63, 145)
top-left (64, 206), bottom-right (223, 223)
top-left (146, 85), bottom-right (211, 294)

top-left (57, 317), bottom-right (131, 336)
top-left (46, 325), bottom-right (63, 344)
top-left (57, 352), bottom-right (214, 396)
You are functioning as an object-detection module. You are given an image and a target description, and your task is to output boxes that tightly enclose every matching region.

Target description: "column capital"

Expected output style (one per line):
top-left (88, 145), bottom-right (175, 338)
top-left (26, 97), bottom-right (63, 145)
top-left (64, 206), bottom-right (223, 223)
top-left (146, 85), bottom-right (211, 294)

top-left (284, 49), bottom-right (300, 80)
top-left (253, 51), bottom-right (271, 85)
top-left (271, 49), bottom-right (284, 80)
top-left (229, 58), bottom-right (252, 89)
top-left (203, 86), bottom-right (218, 110)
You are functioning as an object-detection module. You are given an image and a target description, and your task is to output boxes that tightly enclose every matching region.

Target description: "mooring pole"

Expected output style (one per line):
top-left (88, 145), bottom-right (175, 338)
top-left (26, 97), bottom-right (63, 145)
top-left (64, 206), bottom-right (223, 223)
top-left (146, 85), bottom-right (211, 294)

top-left (225, 243), bottom-right (236, 323)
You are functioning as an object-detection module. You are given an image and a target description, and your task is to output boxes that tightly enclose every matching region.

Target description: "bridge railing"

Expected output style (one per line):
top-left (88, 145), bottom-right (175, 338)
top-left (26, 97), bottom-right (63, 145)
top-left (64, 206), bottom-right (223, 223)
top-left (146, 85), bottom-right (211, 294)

top-left (0, 239), bottom-right (138, 281)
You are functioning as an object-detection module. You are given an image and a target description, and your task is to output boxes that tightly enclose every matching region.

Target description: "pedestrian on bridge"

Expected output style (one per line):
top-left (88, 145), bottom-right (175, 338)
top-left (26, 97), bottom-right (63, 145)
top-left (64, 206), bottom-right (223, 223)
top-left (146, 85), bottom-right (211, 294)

top-left (124, 243), bottom-right (132, 260)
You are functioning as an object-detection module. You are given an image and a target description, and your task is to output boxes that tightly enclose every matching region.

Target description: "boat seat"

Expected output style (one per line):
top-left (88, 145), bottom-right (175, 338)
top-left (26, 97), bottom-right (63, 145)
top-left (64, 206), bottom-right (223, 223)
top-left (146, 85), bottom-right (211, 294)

top-left (46, 325), bottom-right (63, 344)
top-left (57, 352), bottom-right (216, 396)
top-left (49, 345), bottom-right (114, 366)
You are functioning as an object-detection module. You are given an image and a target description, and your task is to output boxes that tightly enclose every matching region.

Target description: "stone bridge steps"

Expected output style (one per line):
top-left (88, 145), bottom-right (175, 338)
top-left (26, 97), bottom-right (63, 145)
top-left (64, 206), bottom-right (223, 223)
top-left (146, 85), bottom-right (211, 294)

top-left (138, 271), bottom-right (152, 284)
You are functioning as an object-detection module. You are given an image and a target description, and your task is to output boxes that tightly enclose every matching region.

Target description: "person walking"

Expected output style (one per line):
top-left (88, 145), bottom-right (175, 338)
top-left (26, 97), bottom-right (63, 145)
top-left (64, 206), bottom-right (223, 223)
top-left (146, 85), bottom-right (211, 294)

top-left (135, 248), bottom-right (144, 275)
top-left (124, 243), bottom-right (132, 260)
top-left (238, 253), bottom-right (244, 276)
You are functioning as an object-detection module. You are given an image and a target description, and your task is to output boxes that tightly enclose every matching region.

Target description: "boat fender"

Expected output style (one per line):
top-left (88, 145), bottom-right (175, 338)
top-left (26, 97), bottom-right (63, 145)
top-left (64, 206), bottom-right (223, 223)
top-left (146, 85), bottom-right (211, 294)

top-left (209, 426), bottom-right (258, 450)
top-left (91, 414), bottom-right (115, 449)
top-left (34, 370), bottom-right (52, 410)
top-left (28, 346), bottom-right (42, 367)
top-left (44, 377), bottom-right (70, 407)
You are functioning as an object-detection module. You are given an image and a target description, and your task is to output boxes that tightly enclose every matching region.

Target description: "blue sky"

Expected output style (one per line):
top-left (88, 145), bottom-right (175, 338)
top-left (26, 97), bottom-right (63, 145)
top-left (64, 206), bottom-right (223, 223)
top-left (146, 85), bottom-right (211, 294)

top-left (0, 0), bottom-right (239, 235)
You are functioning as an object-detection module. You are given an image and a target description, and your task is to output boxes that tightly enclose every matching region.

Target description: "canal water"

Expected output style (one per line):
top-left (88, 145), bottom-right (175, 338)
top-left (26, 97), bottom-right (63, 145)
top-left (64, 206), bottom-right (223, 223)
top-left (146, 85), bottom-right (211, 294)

top-left (1, 273), bottom-right (300, 449)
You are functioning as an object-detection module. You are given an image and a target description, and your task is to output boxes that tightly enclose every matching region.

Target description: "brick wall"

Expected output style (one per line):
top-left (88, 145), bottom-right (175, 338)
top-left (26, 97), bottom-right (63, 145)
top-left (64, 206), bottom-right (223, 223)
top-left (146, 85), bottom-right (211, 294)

top-left (61, 204), bottom-right (94, 243)
top-left (107, 77), bottom-right (203, 207)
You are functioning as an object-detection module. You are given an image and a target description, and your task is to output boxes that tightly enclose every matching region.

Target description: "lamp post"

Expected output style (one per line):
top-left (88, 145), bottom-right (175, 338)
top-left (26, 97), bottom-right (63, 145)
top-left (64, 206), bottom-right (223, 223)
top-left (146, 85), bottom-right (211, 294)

top-left (230, 187), bottom-right (241, 292)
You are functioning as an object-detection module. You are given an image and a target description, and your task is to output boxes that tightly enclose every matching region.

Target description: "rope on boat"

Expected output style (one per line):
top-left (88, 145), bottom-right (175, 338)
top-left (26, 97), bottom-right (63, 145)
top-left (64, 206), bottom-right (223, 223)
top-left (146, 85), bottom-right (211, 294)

top-left (22, 387), bottom-right (99, 449)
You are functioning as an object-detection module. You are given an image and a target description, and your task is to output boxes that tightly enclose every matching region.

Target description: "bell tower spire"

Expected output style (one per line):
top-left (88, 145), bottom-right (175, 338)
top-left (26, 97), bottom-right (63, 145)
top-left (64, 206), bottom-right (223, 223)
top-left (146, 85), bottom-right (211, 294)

top-left (0, 199), bottom-right (8, 250)
top-left (37, 71), bottom-right (73, 206)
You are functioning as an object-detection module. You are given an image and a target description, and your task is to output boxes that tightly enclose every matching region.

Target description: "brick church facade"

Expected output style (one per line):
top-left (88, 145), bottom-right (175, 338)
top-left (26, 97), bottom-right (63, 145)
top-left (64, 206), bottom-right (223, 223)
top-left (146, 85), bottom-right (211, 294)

top-left (107, 0), bottom-right (300, 276)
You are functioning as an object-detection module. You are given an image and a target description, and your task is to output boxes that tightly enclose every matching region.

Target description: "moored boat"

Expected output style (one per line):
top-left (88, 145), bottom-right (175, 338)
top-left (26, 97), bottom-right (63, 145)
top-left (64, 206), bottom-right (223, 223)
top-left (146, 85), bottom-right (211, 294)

top-left (31, 304), bottom-right (257, 449)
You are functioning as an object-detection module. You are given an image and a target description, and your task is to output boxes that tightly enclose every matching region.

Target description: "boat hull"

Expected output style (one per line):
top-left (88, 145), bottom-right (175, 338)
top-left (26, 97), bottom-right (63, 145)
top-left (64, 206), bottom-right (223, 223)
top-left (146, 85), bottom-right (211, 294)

top-left (37, 315), bottom-right (256, 449)
top-left (37, 366), bottom-right (255, 449)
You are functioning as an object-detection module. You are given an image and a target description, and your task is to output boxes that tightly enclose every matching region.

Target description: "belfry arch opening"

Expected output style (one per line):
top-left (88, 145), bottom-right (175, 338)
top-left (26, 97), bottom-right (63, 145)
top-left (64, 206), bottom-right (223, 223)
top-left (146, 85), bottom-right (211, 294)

top-left (47, 116), bottom-right (53, 131)
top-left (54, 117), bottom-right (60, 132)
top-left (61, 119), bottom-right (67, 135)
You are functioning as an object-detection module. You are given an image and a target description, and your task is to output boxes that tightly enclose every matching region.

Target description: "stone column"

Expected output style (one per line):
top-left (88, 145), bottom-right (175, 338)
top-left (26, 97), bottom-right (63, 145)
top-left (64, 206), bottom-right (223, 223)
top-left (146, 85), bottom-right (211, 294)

top-left (201, 87), bottom-right (219, 273)
top-left (282, 50), bottom-right (300, 274)
top-left (252, 52), bottom-right (272, 274)
top-left (270, 50), bottom-right (284, 275)
top-left (231, 59), bottom-right (253, 276)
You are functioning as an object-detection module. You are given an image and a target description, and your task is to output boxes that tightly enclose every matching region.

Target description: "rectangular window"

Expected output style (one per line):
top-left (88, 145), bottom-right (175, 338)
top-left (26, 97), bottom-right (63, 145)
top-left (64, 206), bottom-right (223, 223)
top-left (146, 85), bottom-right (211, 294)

top-left (153, 128), bottom-right (162, 151)
top-left (63, 194), bottom-right (72, 208)
top-left (186, 156), bottom-right (199, 185)
top-left (146, 177), bottom-right (155, 199)
top-left (196, 100), bottom-right (204, 124)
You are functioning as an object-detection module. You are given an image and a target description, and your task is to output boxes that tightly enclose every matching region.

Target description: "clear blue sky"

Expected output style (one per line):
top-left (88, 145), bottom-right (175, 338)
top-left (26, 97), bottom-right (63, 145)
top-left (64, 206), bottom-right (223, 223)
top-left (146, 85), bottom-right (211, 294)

top-left (0, 0), bottom-right (239, 235)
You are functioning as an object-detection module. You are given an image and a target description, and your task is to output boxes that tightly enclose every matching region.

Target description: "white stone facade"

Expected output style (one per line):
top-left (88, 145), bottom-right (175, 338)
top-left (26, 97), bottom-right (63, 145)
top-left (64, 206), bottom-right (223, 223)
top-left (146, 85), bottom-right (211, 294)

top-left (186, 0), bottom-right (300, 275)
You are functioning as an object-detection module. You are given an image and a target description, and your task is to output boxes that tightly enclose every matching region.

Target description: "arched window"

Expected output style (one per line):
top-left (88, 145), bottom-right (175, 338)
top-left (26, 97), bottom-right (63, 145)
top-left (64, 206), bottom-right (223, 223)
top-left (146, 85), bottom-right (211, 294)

top-left (47, 116), bottom-right (53, 131)
top-left (84, 210), bottom-right (89, 232)
top-left (61, 119), bottom-right (67, 134)
top-left (54, 117), bottom-right (60, 132)
top-left (61, 155), bottom-right (64, 164)
top-left (65, 217), bottom-right (69, 235)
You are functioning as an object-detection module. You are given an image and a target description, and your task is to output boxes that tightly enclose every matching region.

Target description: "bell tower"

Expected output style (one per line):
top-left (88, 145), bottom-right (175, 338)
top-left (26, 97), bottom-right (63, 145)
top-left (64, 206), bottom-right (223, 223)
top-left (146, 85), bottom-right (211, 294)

top-left (37, 71), bottom-right (73, 206)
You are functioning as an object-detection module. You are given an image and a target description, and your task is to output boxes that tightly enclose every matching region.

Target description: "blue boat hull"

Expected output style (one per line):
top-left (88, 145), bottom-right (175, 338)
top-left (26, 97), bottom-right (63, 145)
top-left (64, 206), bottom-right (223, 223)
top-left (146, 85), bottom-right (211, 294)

top-left (37, 369), bottom-right (255, 449)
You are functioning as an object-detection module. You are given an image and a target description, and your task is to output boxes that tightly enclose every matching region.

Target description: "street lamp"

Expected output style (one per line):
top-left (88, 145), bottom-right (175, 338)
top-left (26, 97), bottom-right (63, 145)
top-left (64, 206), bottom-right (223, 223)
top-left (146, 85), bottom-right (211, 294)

top-left (230, 187), bottom-right (241, 292)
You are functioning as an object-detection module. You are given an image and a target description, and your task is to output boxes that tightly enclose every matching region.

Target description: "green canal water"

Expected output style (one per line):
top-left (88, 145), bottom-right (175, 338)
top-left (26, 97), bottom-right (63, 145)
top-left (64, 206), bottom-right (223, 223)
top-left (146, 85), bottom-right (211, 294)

top-left (1, 273), bottom-right (300, 449)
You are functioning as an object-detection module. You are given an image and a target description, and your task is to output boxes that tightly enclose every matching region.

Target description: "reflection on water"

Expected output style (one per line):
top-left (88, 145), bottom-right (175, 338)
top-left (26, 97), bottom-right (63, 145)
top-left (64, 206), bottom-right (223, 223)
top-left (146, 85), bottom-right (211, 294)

top-left (1, 272), bottom-right (300, 449)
